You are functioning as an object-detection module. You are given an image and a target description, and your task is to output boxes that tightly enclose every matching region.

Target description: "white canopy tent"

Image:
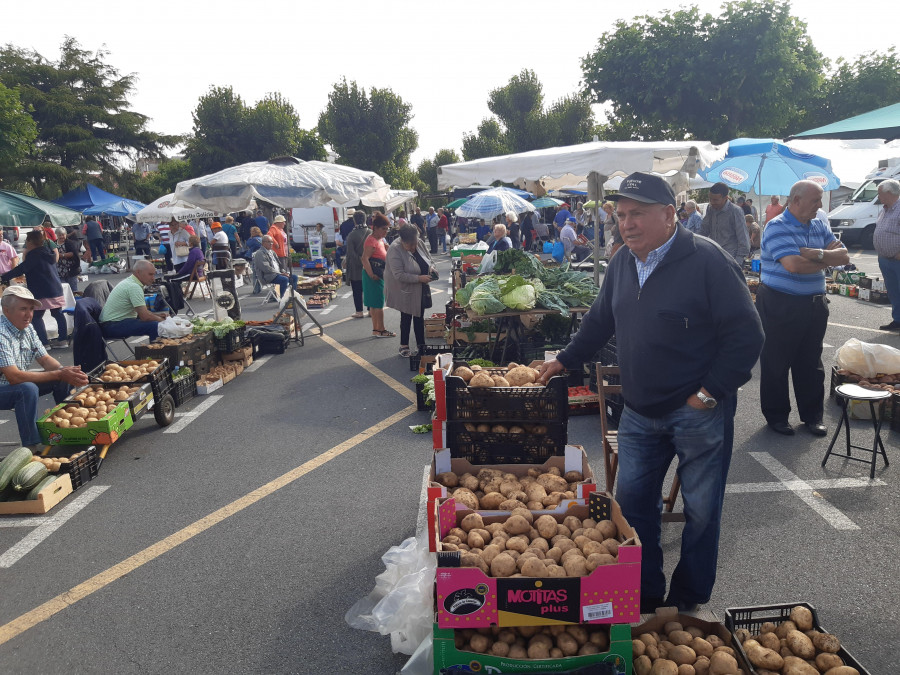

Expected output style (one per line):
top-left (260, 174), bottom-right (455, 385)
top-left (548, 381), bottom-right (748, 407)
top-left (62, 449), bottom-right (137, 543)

top-left (332, 189), bottom-right (418, 214)
top-left (134, 193), bottom-right (215, 223)
top-left (437, 140), bottom-right (725, 282)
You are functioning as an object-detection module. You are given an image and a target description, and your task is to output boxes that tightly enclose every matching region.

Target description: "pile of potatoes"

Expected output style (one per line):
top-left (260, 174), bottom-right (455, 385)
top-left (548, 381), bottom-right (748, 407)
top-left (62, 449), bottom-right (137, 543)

top-left (441, 507), bottom-right (621, 578)
top-left (733, 605), bottom-right (859, 675)
top-left (70, 385), bottom-right (139, 406)
top-left (30, 454), bottom-right (76, 473)
top-left (461, 422), bottom-right (549, 436)
top-left (44, 401), bottom-right (123, 428)
top-left (98, 361), bottom-right (160, 383)
top-left (435, 466), bottom-right (584, 511)
top-left (633, 620), bottom-right (745, 675)
top-left (454, 624), bottom-right (611, 660)
top-left (452, 362), bottom-right (545, 388)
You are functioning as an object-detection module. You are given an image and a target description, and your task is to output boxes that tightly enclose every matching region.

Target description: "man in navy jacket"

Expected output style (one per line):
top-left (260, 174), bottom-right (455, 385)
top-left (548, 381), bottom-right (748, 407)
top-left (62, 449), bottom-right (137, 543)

top-left (540, 173), bottom-right (764, 613)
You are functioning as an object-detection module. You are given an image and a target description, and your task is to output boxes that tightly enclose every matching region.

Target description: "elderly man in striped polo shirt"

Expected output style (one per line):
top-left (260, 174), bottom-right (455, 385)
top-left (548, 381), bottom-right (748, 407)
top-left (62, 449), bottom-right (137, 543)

top-left (873, 179), bottom-right (900, 331)
top-left (757, 180), bottom-right (850, 437)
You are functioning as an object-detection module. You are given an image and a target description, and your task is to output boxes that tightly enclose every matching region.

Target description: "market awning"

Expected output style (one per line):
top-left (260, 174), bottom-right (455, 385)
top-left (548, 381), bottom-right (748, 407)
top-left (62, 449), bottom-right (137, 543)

top-left (787, 101), bottom-right (900, 142)
top-left (53, 183), bottom-right (129, 212)
top-left (0, 190), bottom-right (82, 229)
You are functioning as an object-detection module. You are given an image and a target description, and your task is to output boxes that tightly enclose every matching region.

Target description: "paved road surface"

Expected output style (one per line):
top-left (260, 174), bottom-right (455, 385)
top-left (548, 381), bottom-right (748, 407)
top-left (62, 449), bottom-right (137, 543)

top-left (0, 251), bottom-right (897, 674)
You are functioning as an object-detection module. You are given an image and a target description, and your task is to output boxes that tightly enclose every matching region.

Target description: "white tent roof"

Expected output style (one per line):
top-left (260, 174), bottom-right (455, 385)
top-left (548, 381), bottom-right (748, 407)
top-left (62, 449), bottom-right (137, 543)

top-left (437, 140), bottom-right (726, 191)
top-left (331, 189), bottom-right (418, 213)
top-left (135, 193), bottom-right (215, 223)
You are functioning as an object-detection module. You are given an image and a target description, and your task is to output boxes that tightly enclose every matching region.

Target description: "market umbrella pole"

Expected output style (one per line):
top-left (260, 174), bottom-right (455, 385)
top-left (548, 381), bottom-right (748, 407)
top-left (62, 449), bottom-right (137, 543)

top-left (587, 172), bottom-right (606, 286)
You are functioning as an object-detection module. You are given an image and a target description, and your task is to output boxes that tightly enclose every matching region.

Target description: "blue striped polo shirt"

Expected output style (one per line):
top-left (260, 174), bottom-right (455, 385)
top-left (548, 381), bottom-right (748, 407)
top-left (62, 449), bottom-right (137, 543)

top-left (760, 209), bottom-right (835, 295)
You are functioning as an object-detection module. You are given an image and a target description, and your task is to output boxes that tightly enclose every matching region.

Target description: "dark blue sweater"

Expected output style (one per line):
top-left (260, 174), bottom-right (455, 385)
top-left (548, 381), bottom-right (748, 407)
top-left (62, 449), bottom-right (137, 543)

top-left (557, 225), bottom-right (764, 418)
top-left (1, 246), bottom-right (64, 300)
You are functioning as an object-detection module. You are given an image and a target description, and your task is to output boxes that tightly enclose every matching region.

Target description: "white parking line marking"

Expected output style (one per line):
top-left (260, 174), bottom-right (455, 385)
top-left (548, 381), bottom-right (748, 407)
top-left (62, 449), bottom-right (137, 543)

top-left (320, 305), bottom-right (336, 314)
top-left (727, 476), bottom-right (886, 493)
top-left (244, 355), bottom-right (272, 372)
top-left (301, 322), bottom-right (314, 333)
top-left (828, 321), bottom-right (894, 334)
top-left (341, 291), bottom-right (352, 299)
top-left (0, 485), bottom-right (110, 567)
top-left (127, 336), bottom-right (148, 345)
top-left (164, 395), bottom-right (224, 434)
top-left (749, 452), bottom-right (860, 530)
top-left (822, 343), bottom-right (833, 349)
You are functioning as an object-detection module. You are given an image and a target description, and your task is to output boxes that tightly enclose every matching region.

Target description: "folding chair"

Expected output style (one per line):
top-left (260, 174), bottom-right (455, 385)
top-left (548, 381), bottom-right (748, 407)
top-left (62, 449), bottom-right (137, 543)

top-left (251, 262), bottom-right (279, 305)
top-left (184, 260), bottom-right (211, 300)
top-left (596, 364), bottom-right (684, 522)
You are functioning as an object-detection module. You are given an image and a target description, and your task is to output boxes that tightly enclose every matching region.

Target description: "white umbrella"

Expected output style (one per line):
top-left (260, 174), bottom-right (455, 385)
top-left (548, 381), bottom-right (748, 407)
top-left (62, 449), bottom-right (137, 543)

top-left (332, 189), bottom-right (418, 213)
top-left (454, 188), bottom-right (536, 220)
top-left (174, 156), bottom-right (391, 212)
top-left (135, 193), bottom-right (215, 223)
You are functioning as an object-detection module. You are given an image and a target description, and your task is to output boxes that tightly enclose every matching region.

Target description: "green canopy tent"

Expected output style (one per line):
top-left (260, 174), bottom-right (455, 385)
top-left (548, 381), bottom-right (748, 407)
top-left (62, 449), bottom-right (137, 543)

top-left (0, 190), bottom-right (82, 229)
top-left (787, 101), bottom-right (900, 142)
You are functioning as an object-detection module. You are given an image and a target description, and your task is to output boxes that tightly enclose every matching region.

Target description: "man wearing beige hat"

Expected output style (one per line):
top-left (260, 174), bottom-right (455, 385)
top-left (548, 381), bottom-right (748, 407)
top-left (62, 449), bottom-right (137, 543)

top-left (269, 214), bottom-right (290, 272)
top-left (0, 286), bottom-right (89, 448)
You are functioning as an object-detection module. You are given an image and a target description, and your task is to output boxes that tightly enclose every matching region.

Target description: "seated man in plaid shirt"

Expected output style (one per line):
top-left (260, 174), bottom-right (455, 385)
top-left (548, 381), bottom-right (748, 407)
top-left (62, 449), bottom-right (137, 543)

top-left (0, 286), bottom-right (88, 449)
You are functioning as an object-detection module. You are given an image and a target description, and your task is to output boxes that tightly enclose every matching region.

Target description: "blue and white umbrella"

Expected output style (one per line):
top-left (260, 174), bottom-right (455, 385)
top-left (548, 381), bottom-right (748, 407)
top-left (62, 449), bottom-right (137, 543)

top-left (699, 138), bottom-right (840, 195)
top-left (530, 196), bottom-right (564, 208)
top-left (454, 188), bottom-right (535, 220)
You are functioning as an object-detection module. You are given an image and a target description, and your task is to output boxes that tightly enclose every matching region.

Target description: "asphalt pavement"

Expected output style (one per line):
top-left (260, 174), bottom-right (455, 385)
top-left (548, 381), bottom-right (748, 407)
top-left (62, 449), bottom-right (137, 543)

top-left (0, 249), bottom-right (897, 674)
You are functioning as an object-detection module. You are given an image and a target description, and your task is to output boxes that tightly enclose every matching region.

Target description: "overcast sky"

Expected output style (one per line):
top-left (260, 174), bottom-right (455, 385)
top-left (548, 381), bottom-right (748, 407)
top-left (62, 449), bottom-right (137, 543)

top-left (2, 0), bottom-right (897, 170)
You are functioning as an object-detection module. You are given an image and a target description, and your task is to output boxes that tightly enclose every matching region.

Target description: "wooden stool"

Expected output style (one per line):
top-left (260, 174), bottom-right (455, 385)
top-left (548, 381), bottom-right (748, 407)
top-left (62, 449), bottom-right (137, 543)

top-left (823, 383), bottom-right (891, 479)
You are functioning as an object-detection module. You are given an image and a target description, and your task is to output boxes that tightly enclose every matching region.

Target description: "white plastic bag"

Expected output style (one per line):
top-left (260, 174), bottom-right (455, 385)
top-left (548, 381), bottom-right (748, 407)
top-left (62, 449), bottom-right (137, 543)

top-left (345, 533), bottom-right (435, 657)
top-left (478, 250), bottom-right (497, 275)
top-left (157, 316), bottom-right (193, 339)
top-left (835, 338), bottom-right (900, 378)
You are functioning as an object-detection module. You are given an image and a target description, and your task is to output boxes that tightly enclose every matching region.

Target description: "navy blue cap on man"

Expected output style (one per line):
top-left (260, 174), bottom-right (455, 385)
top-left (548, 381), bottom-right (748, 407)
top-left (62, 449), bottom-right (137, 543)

top-left (607, 172), bottom-right (676, 207)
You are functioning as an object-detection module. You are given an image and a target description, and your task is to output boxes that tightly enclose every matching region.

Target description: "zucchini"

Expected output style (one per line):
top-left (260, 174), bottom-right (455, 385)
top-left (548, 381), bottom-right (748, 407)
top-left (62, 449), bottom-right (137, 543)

top-left (0, 447), bottom-right (33, 491)
top-left (26, 474), bottom-right (59, 500)
top-left (12, 462), bottom-right (48, 492)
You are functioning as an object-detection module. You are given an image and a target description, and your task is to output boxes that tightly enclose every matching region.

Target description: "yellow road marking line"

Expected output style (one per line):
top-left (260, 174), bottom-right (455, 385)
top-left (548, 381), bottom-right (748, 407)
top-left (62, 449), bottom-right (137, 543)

top-left (317, 332), bottom-right (417, 402)
top-left (322, 316), bottom-right (353, 328)
top-left (0, 404), bottom-right (417, 646)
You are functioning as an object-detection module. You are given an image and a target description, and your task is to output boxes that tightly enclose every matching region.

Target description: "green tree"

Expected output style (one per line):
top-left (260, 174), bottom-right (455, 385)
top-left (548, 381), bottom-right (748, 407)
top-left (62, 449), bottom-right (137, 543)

top-left (185, 87), bottom-right (325, 176)
top-left (462, 119), bottom-right (509, 160)
top-left (461, 70), bottom-right (594, 160)
top-left (0, 37), bottom-right (177, 198)
top-left (117, 158), bottom-right (195, 204)
top-left (317, 78), bottom-right (419, 188)
top-left (581, 1), bottom-right (825, 143)
top-left (806, 48), bottom-right (900, 129)
top-left (0, 81), bottom-right (37, 185)
top-left (416, 148), bottom-right (461, 194)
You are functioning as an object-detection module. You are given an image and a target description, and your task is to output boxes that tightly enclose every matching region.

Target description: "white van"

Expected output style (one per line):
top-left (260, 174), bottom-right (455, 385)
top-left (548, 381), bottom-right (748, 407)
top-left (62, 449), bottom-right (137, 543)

top-left (290, 206), bottom-right (345, 247)
top-left (828, 158), bottom-right (900, 248)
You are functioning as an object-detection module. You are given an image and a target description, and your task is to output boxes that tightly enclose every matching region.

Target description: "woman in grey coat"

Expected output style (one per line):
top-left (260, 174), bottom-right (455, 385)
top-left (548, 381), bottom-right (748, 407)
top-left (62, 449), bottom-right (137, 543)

top-left (343, 210), bottom-right (371, 317)
top-left (385, 225), bottom-right (435, 358)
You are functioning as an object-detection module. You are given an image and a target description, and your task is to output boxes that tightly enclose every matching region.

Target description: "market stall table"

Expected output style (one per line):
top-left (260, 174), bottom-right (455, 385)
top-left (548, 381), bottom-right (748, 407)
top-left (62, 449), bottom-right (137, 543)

top-left (463, 306), bottom-right (591, 363)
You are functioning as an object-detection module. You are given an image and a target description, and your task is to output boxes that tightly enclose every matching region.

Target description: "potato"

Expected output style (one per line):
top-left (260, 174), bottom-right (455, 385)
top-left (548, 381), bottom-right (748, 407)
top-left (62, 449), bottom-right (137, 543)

top-left (489, 640), bottom-right (510, 656)
top-left (785, 629), bottom-right (815, 658)
top-left (822, 668), bottom-right (859, 675)
top-left (467, 531), bottom-right (485, 549)
top-left (537, 473), bottom-right (568, 493)
top-left (668, 630), bottom-right (693, 646)
top-left (469, 633), bottom-right (491, 653)
top-left (789, 605), bottom-right (814, 631)
top-left (491, 376), bottom-right (511, 387)
top-left (506, 366), bottom-right (536, 386)
top-left (596, 519), bottom-right (618, 539)
top-left (677, 666), bottom-right (695, 675)
top-left (519, 557), bottom-right (547, 577)
top-left (757, 632), bottom-right (780, 651)
top-left (476, 423), bottom-right (491, 433)
top-left (490, 553), bottom-right (517, 577)
top-left (480, 492), bottom-right (505, 509)
top-left (747, 644), bottom-right (784, 671)
top-left (812, 632), bottom-right (841, 653)
top-left (759, 622), bottom-right (777, 634)
top-left (774, 620), bottom-right (797, 639)
top-left (650, 660), bottom-right (679, 675)
top-left (707, 650), bottom-right (739, 675)
top-left (436, 472), bottom-right (458, 487)
top-left (460, 513), bottom-right (484, 532)
top-left (562, 556), bottom-right (588, 577)
top-left (555, 632), bottom-right (578, 656)
top-left (503, 515), bottom-right (531, 535)
top-left (534, 514), bottom-right (558, 539)
top-left (690, 637), bottom-right (713, 658)
top-left (453, 366), bottom-right (475, 382)
top-left (452, 488), bottom-right (480, 511)
top-left (669, 644), bottom-right (697, 665)
top-left (634, 655), bottom-right (653, 675)
top-left (781, 656), bottom-right (818, 675)
top-left (469, 372), bottom-right (495, 387)
top-left (693, 656), bottom-right (710, 675)
top-left (815, 653), bottom-right (845, 671)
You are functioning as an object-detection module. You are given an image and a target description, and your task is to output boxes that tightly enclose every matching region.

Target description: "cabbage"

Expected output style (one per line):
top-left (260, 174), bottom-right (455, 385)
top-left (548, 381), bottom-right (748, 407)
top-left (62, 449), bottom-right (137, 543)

top-left (468, 279), bottom-right (507, 315)
top-left (455, 277), bottom-right (486, 306)
top-left (499, 275), bottom-right (537, 311)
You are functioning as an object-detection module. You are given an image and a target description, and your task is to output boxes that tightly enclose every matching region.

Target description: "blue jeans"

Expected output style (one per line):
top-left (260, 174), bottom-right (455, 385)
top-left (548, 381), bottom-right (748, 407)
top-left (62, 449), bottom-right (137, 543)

top-left (89, 238), bottom-right (106, 261)
top-left (101, 319), bottom-right (160, 341)
top-left (273, 273), bottom-right (298, 297)
top-left (878, 256), bottom-right (900, 323)
top-left (615, 395), bottom-right (736, 608)
top-left (0, 381), bottom-right (72, 445)
top-left (33, 308), bottom-right (67, 344)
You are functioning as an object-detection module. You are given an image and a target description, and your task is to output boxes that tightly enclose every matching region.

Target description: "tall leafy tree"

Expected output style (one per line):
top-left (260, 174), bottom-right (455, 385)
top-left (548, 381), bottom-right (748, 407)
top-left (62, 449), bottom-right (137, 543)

top-left (185, 87), bottom-right (325, 177)
top-left (0, 37), bottom-right (176, 198)
top-left (117, 158), bottom-right (195, 205)
top-left (581, 1), bottom-right (825, 143)
top-left (461, 70), bottom-right (594, 160)
top-left (416, 148), bottom-right (461, 194)
top-left (317, 78), bottom-right (419, 188)
top-left (0, 81), bottom-right (37, 186)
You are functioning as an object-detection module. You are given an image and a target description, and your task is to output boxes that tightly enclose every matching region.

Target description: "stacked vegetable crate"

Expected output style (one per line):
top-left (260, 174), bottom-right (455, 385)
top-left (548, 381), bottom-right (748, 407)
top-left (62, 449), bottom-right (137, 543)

top-left (426, 354), bottom-right (639, 673)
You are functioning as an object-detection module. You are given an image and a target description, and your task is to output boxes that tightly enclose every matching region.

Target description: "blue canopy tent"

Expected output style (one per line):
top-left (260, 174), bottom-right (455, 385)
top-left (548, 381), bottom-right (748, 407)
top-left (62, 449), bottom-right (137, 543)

top-left (83, 198), bottom-right (146, 217)
top-left (53, 183), bottom-right (130, 212)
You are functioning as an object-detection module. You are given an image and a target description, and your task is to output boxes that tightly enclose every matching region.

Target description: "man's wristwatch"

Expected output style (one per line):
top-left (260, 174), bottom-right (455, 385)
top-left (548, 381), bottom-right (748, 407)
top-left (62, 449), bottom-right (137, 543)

top-left (816, 249), bottom-right (824, 261)
top-left (696, 390), bottom-right (717, 408)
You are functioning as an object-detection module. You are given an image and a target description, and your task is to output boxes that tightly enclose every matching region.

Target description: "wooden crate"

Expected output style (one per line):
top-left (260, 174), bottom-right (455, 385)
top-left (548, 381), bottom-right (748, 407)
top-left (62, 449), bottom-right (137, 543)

top-left (0, 474), bottom-right (73, 515)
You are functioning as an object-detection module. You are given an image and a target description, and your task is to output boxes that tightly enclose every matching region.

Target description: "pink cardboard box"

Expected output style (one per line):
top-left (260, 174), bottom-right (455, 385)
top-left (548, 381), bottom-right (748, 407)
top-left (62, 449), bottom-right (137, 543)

top-left (426, 445), bottom-right (597, 552)
top-left (434, 494), bottom-right (641, 628)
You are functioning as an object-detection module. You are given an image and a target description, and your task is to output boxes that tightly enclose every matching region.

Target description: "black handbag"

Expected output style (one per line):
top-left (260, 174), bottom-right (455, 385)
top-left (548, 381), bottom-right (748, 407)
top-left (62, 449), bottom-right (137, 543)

top-left (369, 257), bottom-right (386, 279)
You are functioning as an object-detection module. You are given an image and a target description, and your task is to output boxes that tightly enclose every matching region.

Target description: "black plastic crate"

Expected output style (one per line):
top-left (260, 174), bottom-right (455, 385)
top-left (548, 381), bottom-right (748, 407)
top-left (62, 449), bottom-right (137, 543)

top-left (248, 325), bottom-right (289, 355)
top-left (61, 446), bottom-right (100, 491)
top-left (442, 420), bottom-right (568, 464)
top-left (410, 344), bottom-right (453, 372)
top-left (415, 381), bottom-right (431, 411)
top-left (214, 326), bottom-right (247, 353)
top-left (443, 375), bottom-right (569, 422)
top-left (171, 371), bottom-right (197, 407)
top-left (725, 602), bottom-right (870, 675)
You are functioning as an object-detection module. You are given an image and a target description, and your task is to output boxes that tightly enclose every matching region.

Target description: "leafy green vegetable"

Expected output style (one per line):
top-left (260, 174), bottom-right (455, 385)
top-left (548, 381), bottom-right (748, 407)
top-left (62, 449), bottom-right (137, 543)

top-left (411, 374), bottom-right (429, 384)
top-left (499, 275), bottom-right (536, 310)
top-left (411, 424), bottom-right (432, 434)
top-left (466, 358), bottom-right (495, 367)
top-left (493, 249), bottom-right (542, 276)
top-left (191, 317), bottom-right (246, 338)
top-left (469, 279), bottom-right (507, 315)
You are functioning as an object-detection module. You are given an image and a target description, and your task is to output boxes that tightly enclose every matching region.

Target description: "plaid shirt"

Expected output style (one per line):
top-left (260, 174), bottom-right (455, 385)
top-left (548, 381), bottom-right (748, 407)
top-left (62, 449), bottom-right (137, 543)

top-left (0, 315), bottom-right (47, 385)
top-left (630, 228), bottom-right (678, 288)
top-left (874, 200), bottom-right (900, 258)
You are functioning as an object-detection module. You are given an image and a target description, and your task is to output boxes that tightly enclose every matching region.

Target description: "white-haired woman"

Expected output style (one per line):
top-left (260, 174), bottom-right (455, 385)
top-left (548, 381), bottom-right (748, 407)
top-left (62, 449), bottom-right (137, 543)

top-left (487, 223), bottom-right (512, 253)
top-left (505, 211), bottom-right (521, 249)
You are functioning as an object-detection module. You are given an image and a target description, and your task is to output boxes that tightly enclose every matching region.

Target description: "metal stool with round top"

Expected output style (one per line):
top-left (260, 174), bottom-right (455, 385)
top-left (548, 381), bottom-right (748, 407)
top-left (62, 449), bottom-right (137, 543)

top-left (823, 383), bottom-right (891, 479)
